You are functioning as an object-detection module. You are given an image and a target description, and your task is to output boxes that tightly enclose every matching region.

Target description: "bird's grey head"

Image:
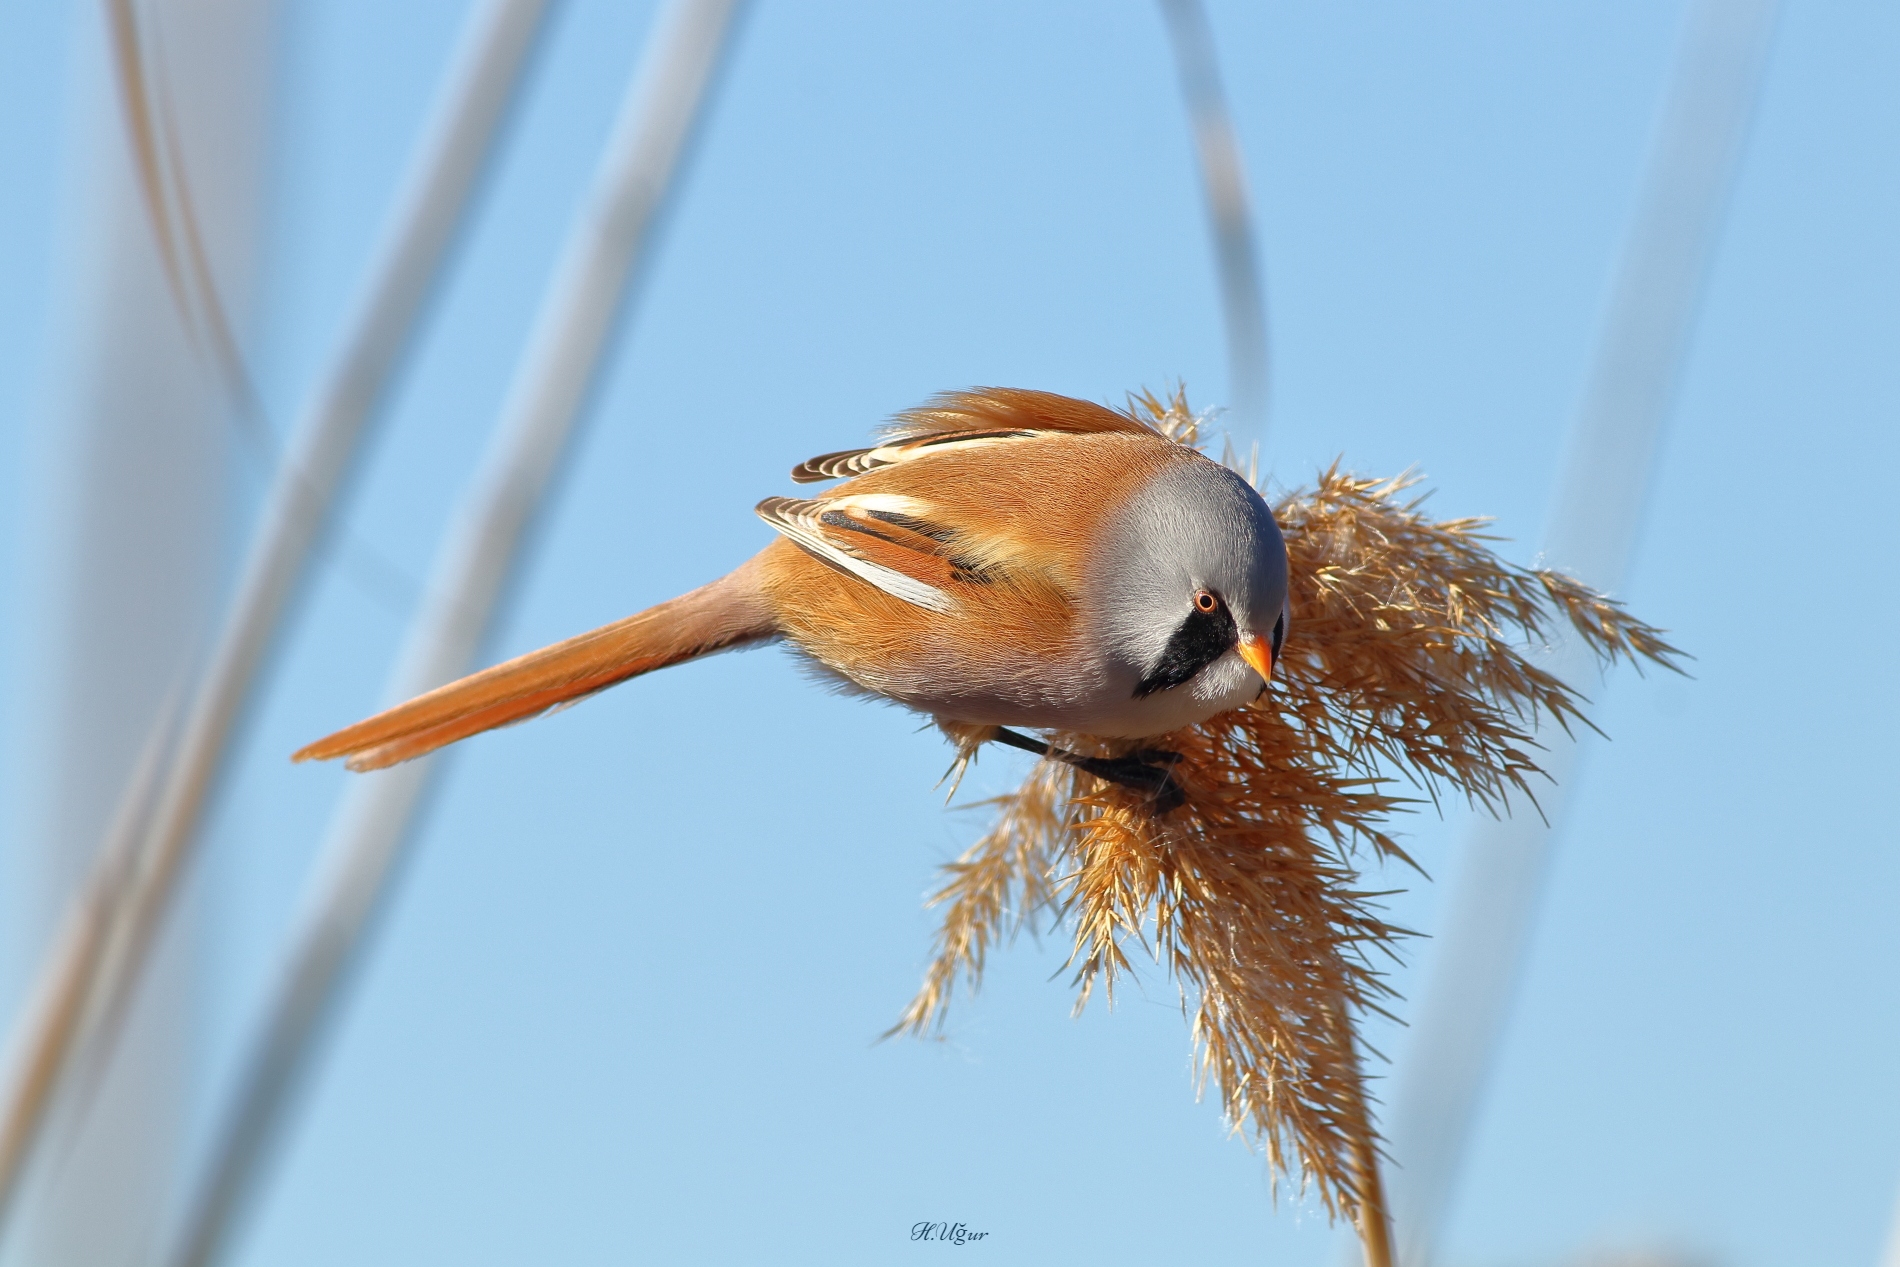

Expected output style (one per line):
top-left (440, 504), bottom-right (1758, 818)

top-left (1091, 455), bottom-right (1289, 710)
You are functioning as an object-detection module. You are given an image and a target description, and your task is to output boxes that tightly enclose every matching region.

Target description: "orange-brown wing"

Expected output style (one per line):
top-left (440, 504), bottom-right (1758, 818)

top-left (791, 430), bottom-right (1038, 484)
top-left (754, 494), bottom-right (981, 612)
top-left (789, 387), bottom-right (1155, 484)
top-left (887, 388), bottom-right (1156, 442)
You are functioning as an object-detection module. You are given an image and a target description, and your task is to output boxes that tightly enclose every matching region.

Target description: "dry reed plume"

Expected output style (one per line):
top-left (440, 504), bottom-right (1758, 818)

top-left (890, 392), bottom-right (1682, 1247)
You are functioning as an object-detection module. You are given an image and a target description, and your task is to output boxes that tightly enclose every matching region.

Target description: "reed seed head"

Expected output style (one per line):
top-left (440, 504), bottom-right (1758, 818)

top-left (891, 388), bottom-right (1683, 1228)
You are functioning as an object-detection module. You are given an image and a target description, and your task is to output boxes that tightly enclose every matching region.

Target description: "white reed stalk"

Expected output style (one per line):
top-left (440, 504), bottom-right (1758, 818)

top-left (1881, 1187), bottom-right (1900, 1267)
top-left (1380, 2), bottom-right (1781, 1263)
top-left (1158, 0), bottom-right (1269, 445)
top-left (0, 0), bottom-right (556, 1235)
top-left (0, 690), bottom-right (181, 1228)
top-left (159, 4), bottom-right (745, 1264)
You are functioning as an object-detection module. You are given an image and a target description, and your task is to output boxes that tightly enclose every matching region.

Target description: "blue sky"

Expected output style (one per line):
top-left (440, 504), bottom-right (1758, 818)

top-left (3, 1), bottom-right (1899, 1264)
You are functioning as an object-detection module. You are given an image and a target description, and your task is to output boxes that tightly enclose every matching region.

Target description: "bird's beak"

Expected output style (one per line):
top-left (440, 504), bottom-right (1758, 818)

top-left (1238, 635), bottom-right (1274, 686)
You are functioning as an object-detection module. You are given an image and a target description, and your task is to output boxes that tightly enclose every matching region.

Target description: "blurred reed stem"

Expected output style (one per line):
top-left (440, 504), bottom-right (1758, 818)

top-left (160, 4), bottom-right (747, 1265)
top-left (1158, 0), bottom-right (1269, 445)
top-left (104, 0), bottom-right (273, 455)
top-left (0, 0), bottom-right (557, 1238)
top-left (1380, 2), bottom-right (1782, 1262)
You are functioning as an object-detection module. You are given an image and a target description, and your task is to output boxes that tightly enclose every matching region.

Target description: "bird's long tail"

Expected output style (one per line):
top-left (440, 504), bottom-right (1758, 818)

top-left (295, 557), bottom-right (777, 771)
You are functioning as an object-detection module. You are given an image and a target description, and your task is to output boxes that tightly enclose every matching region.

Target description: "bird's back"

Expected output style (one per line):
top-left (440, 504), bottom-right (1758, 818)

top-left (756, 424), bottom-right (1199, 730)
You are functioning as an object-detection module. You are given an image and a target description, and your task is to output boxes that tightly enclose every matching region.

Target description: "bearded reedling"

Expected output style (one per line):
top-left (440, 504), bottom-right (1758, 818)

top-left (297, 388), bottom-right (1680, 1259)
top-left (297, 388), bottom-right (1290, 797)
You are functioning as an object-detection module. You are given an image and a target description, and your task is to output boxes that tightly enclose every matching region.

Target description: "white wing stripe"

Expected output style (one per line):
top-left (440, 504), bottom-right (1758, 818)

top-left (857, 433), bottom-right (1034, 470)
top-left (757, 502), bottom-right (955, 614)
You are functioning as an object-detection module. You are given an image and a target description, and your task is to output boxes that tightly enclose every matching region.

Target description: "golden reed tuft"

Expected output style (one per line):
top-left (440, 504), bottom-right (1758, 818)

top-left (890, 391), bottom-right (1683, 1246)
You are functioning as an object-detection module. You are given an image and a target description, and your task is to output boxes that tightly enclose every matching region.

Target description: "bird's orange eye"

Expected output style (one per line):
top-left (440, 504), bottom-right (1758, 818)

top-left (1194, 590), bottom-right (1219, 613)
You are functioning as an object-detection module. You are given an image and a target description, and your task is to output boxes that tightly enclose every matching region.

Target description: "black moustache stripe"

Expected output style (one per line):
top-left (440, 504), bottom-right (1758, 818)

top-left (1134, 604), bottom-right (1236, 698)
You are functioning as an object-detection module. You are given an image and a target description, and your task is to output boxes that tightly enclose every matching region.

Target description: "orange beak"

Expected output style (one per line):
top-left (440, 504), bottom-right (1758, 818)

top-left (1238, 635), bottom-right (1274, 686)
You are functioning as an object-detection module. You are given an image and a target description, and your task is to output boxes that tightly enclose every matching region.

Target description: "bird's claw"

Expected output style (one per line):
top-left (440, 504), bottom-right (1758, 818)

top-left (1069, 750), bottom-right (1187, 813)
top-left (986, 728), bottom-right (1187, 813)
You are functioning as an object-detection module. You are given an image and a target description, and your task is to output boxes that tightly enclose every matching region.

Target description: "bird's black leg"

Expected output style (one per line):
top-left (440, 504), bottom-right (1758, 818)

top-left (990, 727), bottom-right (1186, 813)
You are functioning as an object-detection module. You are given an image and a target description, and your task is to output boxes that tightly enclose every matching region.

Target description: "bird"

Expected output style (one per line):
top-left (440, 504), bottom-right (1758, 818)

top-left (295, 388), bottom-right (1291, 807)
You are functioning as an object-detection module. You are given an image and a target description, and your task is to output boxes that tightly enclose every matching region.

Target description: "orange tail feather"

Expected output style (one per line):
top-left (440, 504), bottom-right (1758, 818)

top-left (296, 557), bottom-right (776, 771)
